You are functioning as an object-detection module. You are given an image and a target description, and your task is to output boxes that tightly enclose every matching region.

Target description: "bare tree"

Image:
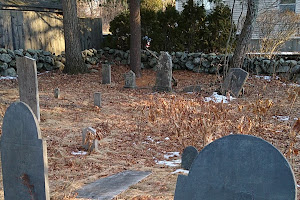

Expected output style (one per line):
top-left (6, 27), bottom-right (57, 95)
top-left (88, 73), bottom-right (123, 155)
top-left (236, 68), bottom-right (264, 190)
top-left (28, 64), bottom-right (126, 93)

top-left (62, 0), bottom-right (87, 74)
top-left (232, 0), bottom-right (259, 69)
top-left (129, 0), bottom-right (141, 78)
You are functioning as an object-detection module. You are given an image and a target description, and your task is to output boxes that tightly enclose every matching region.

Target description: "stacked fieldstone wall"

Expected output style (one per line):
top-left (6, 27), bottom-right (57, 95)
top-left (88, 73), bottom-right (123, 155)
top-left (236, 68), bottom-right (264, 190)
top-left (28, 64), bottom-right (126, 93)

top-left (1, 47), bottom-right (300, 83)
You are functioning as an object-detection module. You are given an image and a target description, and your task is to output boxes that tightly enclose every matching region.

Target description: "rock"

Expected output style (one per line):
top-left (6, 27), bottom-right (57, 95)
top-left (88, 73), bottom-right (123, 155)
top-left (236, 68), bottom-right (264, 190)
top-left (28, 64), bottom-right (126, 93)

top-left (82, 49), bottom-right (94, 57)
top-left (7, 49), bottom-right (15, 58)
top-left (185, 61), bottom-right (194, 70)
top-left (201, 60), bottom-right (210, 68)
top-left (103, 47), bottom-right (110, 51)
top-left (24, 52), bottom-right (32, 58)
top-left (2, 68), bottom-right (17, 77)
top-left (294, 74), bottom-right (300, 84)
top-left (279, 58), bottom-right (285, 65)
top-left (115, 57), bottom-right (122, 62)
top-left (276, 65), bottom-right (290, 73)
top-left (37, 63), bottom-right (44, 70)
top-left (193, 66), bottom-right (204, 73)
top-left (255, 66), bottom-right (263, 74)
top-left (27, 49), bottom-right (36, 55)
top-left (291, 65), bottom-right (300, 74)
top-left (38, 56), bottom-right (45, 63)
top-left (55, 61), bottom-right (64, 71)
top-left (0, 48), bottom-right (7, 54)
top-left (180, 53), bottom-right (188, 63)
top-left (45, 56), bottom-right (54, 65)
top-left (173, 57), bottom-right (179, 64)
top-left (0, 54), bottom-right (12, 63)
top-left (121, 60), bottom-right (127, 65)
top-left (32, 54), bottom-right (38, 60)
top-left (193, 57), bottom-right (201, 65)
top-left (14, 50), bottom-right (23, 57)
top-left (149, 57), bottom-right (157, 67)
top-left (124, 52), bottom-right (129, 59)
top-left (108, 49), bottom-right (115, 54)
top-left (175, 52), bottom-right (183, 58)
top-left (141, 53), bottom-right (148, 62)
top-left (43, 63), bottom-right (53, 71)
top-left (0, 62), bottom-right (8, 70)
top-left (209, 66), bottom-right (217, 74)
top-left (43, 51), bottom-right (52, 56)
top-left (90, 69), bottom-right (98, 73)
top-left (9, 60), bottom-right (16, 68)
top-left (86, 57), bottom-right (98, 65)
top-left (288, 60), bottom-right (297, 67)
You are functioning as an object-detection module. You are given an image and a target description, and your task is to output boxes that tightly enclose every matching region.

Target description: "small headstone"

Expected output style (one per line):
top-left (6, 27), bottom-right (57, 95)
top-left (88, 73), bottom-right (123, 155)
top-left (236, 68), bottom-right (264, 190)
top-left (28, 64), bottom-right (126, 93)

top-left (102, 64), bottom-right (111, 84)
top-left (124, 70), bottom-right (136, 88)
top-left (1, 102), bottom-right (49, 200)
top-left (181, 146), bottom-right (198, 170)
top-left (222, 68), bottom-right (249, 97)
top-left (153, 52), bottom-right (173, 92)
top-left (94, 92), bottom-right (101, 107)
top-left (16, 56), bottom-right (40, 122)
top-left (82, 127), bottom-right (99, 152)
top-left (174, 135), bottom-right (296, 200)
top-left (182, 85), bottom-right (202, 93)
top-left (76, 170), bottom-right (151, 200)
top-left (54, 88), bottom-right (60, 98)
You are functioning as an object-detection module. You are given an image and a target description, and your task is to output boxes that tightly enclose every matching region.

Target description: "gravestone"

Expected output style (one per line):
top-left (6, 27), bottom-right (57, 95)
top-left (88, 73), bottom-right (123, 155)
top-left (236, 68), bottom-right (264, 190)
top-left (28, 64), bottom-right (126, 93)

top-left (16, 56), bottom-right (40, 122)
top-left (181, 146), bottom-right (198, 170)
top-left (182, 85), bottom-right (202, 93)
top-left (54, 88), bottom-right (60, 98)
top-left (174, 135), bottom-right (296, 200)
top-left (1, 101), bottom-right (49, 200)
top-left (76, 170), bottom-right (151, 200)
top-left (82, 127), bottom-right (99, 152)
top-left (124, 70), bottom-right (136, 88)
top-left (153, 52), bottom-right (173, 92)
top-left (102, 64), bottom-right (111, 84)
top-left (221, 68), bottom-right (249, 97)
top-left (94, 92), bottom-right (101, 107)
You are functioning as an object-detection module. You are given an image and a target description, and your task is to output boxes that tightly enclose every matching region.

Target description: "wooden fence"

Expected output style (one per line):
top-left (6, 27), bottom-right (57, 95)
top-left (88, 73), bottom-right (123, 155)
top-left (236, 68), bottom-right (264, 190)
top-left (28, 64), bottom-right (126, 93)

top-left (0, 10), bottom-right (102, 55)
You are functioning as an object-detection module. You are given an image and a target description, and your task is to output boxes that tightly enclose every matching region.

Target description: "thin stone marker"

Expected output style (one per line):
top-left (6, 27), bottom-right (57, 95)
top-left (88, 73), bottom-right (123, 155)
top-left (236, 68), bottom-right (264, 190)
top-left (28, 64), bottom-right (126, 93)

top-left (153, 52), bottom-right (173, 92)
top-left (124, 70), bottom-right (136, 88)
top-left (16, 56), bottom-right (40, 122)
top-left (102, 64), bottom-right (111, 84)
top-left (54, 88), bottom-right (60, 98)
top-left (94, 92), bottom-right (101, 107)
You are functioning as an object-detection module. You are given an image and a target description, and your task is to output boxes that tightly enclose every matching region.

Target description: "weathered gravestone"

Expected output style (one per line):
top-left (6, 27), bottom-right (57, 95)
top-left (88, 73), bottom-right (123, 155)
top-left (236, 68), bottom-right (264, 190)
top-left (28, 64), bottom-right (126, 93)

top-left (174, 134), bottom-right (297, 200)
top-left (76, 170), bottom-right (151, 200)
top-left (94, 92), bottom-right (101, 107)
top-left (1, 101), bottom-right (49, 200)
top-left (124, 70), bottom-right (136, 88)
top-left (82, 127), bottom-right (99, 152)
top-left (181, 146), bottom-right (198, 170)
top-left (153, 52), bottom-right (173, 92)
top-left (222, 68), bottom-right (249, 97)
top-left (102, 64), bottom-right (111, 84)
top-left (16, 56), bottom-right (40, 122)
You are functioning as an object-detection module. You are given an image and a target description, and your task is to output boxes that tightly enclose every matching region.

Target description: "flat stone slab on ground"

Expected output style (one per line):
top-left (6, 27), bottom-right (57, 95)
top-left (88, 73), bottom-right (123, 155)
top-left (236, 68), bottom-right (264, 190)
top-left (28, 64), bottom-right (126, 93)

top-left (76, 170), bottom-right (151, 200)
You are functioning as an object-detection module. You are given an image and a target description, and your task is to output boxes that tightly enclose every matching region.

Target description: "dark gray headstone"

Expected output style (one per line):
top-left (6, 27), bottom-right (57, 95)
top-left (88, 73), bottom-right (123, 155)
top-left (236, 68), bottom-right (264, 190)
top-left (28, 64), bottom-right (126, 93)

top-left (16, 56), bottom-right (40, 122)
top-left (102, 64), bottom-right (111, 84)
top-left (174, 135), bottom-right (296, 200)
top-left (76, 170), bottom-right (151, 200)
top-left (1, 101), bottom-right (49, 200)
top-left (82, 127), bottom-right (99, 152)
top-left (124, 70), bottom-right (136, 88)
top-left (222, 68), bottom-right (249, 97)
top-left (153, 52), bottom-right (172, 92)
top-left (54, 88), bottom-right (60, 98)
top-left (181, 146), bottom-right (198, 170)
top-left (94, 92), bottom-right (101, 107)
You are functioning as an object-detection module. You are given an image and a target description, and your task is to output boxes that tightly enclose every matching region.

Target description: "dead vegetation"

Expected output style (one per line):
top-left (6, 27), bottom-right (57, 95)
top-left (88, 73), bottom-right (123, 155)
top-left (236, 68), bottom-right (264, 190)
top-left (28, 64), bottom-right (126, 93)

top-left (0, 65), bottom-right (299, 199)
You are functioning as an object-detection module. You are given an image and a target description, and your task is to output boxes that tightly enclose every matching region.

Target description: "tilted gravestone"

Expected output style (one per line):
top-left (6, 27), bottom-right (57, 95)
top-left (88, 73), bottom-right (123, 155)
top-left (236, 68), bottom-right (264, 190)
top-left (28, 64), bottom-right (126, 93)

top-left (1, 101), bottom-right (49, 200)
top-left (124, 70), bottom-right (136, 88)
top-left (174, 135), bottom-right (297, 200)
top-left (16, 56), bottom-right (40, 122)
top-left (82, 127), bottom-right (99, 152)
top-left (153, 52), bottom-right (173, 92)
top-left (181, 146), bottom-right (198, 170)
top-left (222, 68), bottom-right (249, 97)
top-left (102, 64), bottom-right (111, 84)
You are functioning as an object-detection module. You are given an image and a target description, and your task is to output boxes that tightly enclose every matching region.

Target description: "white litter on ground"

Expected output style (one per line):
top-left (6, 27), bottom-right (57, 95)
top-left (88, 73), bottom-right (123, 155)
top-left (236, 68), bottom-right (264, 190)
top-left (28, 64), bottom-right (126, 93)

top-left (254, 75), bottom-right (279, 81)
top-left (37, 71), bottom-right (50, 76)
top-left (165, 137), bottom-right (170, 140)
top-left (273, 116), bottom-right (290, 121)
top-left (71, 151), bottom-right (87, 155)
top-left (155, 159), bottom-right (181, 167)
top-left (0, 76), bottom-right (17, 80)
top-left (171, 169), bottom-right (189, 174)
top-left (146, 136), bottom-right (154, 142)
top-left (297, 184), bottom-right (300, 188)
top-left (204, 92), bottom-right (235, 103)
top-left (164, 152), bottom-right (180, 159)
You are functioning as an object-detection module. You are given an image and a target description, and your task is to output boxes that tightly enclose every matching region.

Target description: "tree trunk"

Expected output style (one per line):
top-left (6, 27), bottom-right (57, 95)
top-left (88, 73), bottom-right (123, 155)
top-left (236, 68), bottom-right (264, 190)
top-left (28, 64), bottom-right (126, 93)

top-left (129, 0), bottom-right (141, 78)
top-left (62, 0), bottom-right (87, 74)
top-left (232, 0), bottom-right (259, 69)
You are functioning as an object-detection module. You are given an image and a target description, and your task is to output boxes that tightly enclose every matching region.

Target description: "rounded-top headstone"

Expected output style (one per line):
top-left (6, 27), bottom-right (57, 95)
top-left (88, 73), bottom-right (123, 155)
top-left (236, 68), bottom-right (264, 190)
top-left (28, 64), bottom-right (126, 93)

top-left (181, 146), bottom-right (198, 170)
top-left (174, 135), bottom-right (297, 200)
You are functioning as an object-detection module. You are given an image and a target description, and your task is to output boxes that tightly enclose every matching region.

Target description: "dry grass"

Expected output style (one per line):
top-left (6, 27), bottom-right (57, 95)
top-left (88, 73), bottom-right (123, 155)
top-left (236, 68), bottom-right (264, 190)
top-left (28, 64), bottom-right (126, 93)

top-left (0, 65), bottom-right (299, 200)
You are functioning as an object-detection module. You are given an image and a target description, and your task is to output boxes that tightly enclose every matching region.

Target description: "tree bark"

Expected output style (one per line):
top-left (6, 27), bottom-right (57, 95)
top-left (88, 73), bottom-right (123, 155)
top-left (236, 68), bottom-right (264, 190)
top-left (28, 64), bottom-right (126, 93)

top-left (129, 0), bottom-right (142, 78)
top-left (232, 0), bottom-right (259, 69)
top-left (62, 0), bottom-right (87, 74)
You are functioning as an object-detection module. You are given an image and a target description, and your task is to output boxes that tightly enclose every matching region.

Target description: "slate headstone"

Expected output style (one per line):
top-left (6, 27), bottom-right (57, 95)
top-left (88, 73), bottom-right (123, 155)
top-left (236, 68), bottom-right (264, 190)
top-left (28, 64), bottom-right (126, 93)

top-left (102, 64), bottom-right (111, 84)
top-left (153, 52), bottom-right (173, 92)
top-left (181, 146), bottom-right (198, 170)
top-left (82, 127), bottom-right (99, 152)
top-left (124, 70), bottom-right (136, 88)
top-left (54, 88), bottom-right (60, 98)
top-left (16, 56), bottom-right (40, 122)
top-left (1, 101), bottom-right (49, 200)
top-left (94, 92), bottom-right (101, 107)
top-left (174, 134), bottom-right (297, 200)
top-left (76, 170), bottom-right (151, 200)
top-left (222, 68), bottom-right (249, 97)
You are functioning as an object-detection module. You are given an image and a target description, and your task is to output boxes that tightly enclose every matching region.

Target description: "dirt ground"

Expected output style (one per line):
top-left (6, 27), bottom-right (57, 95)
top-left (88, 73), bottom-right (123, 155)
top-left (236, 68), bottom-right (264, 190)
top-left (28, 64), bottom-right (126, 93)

top-left (0, 64), bottom-right (299, 200)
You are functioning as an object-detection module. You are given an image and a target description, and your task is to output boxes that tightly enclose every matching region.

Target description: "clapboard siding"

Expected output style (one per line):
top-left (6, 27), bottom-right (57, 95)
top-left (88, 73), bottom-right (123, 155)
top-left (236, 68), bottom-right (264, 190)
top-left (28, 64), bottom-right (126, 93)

top-left (0, 10), bottom-right (102, 55)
